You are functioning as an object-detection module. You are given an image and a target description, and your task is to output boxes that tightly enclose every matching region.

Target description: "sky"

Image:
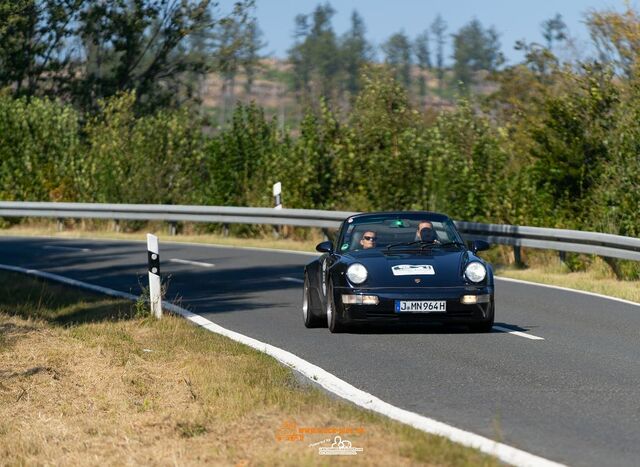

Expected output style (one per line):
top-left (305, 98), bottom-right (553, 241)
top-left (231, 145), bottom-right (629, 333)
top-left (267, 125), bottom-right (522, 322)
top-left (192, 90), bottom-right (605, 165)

top-left (215, 0), bottom-right (631, 65)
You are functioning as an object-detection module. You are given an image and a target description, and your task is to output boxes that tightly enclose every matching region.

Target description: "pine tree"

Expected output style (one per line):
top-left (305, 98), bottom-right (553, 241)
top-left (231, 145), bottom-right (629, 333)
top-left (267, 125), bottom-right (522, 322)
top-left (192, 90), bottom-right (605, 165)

top-left (452, 19), bottom-right (503, 86)
top-left (382, 31), bottom-right (412, 89)
top-left (287, 3), bottom-right (340, 105)
top-left (339, 10), bottom-right (372, 98)
top-left (414, 30), bottom-right (432, 98)
top-left (430, 14), bottom-right (447, 90)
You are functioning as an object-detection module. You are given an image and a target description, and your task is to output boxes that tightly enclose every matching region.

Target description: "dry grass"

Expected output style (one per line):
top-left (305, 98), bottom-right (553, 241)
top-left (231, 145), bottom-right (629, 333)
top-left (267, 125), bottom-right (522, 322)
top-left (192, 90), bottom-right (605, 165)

top-left (0, 221), bottom-right (321, 253)
top-left (488, 246), bottom-right (640, 303)
top-left (0, 271), bottom-right (498, 466)
top-left (497, 266), bottom-right (640, 303)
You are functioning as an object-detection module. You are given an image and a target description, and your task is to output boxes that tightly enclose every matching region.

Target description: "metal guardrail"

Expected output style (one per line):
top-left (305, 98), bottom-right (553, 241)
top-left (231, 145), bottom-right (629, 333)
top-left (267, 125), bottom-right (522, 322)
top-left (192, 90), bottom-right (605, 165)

top-left (1, 201), bottom-right (639, 261)
top-left (455, 221), bottom-right (640, 262)
top-left (0, 201), bottom-right (353, 228)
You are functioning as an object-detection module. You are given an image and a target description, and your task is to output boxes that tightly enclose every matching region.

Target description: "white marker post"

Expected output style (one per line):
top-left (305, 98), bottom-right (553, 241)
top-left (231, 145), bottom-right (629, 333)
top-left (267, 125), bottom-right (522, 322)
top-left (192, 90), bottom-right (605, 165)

top-left (273, 182), bottom-right (282, 238)
top-left (146, 234), bottom-right (162, 319)
top-left (273, 182), bottom-right (282, 209)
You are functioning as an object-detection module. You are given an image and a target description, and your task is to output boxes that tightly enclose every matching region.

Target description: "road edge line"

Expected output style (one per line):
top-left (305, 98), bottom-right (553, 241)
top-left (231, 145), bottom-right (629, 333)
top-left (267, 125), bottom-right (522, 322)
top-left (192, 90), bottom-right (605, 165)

top-left (495, 276), bottom-right (639, 307)
top-left (0, 263), bottom-right (565, 467)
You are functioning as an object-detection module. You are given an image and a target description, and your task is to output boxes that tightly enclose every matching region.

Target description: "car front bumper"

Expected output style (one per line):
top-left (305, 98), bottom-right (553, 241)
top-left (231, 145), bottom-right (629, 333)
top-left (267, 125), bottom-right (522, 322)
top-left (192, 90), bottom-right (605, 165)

top-left (333, 285), bottom-right (494, 324)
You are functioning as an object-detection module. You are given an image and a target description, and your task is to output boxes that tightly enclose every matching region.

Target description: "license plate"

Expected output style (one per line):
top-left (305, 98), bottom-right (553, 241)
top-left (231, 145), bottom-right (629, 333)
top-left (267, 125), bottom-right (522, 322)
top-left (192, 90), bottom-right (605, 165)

top-left (395, 300), bottom-right (446, 313)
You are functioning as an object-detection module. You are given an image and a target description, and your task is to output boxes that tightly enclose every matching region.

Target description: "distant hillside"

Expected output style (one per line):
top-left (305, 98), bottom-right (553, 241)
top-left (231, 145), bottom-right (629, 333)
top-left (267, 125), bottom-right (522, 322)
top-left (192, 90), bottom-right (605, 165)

top-left (199, 58), bottom-right (499, 124)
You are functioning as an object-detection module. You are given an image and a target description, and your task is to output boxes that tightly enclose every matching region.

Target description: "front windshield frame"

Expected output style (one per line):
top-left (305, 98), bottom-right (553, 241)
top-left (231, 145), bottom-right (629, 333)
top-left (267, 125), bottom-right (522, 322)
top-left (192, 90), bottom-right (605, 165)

top-left (337, 213), bottom-right (464, 253)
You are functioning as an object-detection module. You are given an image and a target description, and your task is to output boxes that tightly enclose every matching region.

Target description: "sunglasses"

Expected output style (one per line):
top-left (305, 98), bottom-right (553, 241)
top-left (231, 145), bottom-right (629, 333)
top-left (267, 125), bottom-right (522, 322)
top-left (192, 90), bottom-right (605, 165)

top-left (363, 236), bottom-right (377, 241)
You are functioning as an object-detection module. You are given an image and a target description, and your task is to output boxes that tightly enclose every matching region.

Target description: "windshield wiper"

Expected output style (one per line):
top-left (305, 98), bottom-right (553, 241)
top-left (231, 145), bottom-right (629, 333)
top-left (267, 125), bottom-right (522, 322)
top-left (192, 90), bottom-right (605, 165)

top-left (386, 240), bottom-right (437, 250)
top-left (386, 240), bottom-right (465, 251)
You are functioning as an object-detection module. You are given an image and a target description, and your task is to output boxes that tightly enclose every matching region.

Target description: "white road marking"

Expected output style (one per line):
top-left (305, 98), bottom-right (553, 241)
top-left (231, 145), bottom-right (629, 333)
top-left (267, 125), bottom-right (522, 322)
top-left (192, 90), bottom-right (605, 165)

top-left (0, 262), bottom-right (565, 467)
top-left (168, 258), bottom-right (215, 268)
top-left (0, 264), bottom-right (138, 301)
top-left (281, 276), bottom-right (304, 283)
top-left (496, 276), bottom-right (640, 307)
top-left (168, 240), bottom-right (319, 257)
top-left (42, 245), bottom-right (91, 252)
top-left (493, 325), bottom-right (545, 340)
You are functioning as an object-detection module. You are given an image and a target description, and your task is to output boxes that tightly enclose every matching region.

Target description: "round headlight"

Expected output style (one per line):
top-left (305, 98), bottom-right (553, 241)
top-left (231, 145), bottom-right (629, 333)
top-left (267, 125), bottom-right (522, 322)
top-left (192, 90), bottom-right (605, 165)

top-left (464, 262), bottom-right (486, 283)
top-left (346, 263), bottom-right (368, 284)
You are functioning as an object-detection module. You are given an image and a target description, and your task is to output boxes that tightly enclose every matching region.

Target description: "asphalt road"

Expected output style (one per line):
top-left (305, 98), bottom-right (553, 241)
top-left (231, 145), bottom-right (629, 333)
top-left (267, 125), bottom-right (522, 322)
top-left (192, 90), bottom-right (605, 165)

top-left (1, 236), bottom-right (639, 467)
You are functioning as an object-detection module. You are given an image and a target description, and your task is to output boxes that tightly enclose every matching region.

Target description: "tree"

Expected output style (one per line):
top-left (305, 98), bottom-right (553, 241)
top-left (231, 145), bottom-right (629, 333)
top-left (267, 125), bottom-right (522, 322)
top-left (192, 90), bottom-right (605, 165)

top-left (75, 0), bottom-right (222, 112)
top-left (541, 13), bottom-right (567, 52)
top-left (0, 0), bottom-right (254, 113)
top-left (212, 3), bottom-right (263, 125)
top-left (514, 40), bottom-right (559, 76)
top-left (430, 14), bottom-right (447, 89)
top-left (587, 5), bottom-right (640, 77)
top-left (452, 19), bottom-right (503, 86)
top-left (414, 30), bottom-right (431, 70)
top-left (342, 68), bottom-right (425, 210)
top-left (241, 19), bottom-right (266, 95)
top-left (382, 31), bottom-right (412, 89)
top-left (527, 64), bottom-right (619, 221)
top-left (414, 30), bottom-right (431, 97)
top-left (591, 74), bottom-right (640, 239)
top-left (287, 3), bottom-right (340, 104)
top-left (0, 0), bottom-right (84, 99)
top-left (339, 10), bottom-right (372, 98)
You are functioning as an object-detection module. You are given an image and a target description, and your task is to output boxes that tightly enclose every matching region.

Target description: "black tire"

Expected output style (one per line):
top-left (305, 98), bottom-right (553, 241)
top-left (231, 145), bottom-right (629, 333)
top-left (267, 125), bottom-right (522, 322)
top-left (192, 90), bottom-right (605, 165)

top-left (303, 275), bottom-right (324, 328)
top-left (327, 285), bottom-right (346, 333)
top-left (469, 300), bottom-right (495, 333)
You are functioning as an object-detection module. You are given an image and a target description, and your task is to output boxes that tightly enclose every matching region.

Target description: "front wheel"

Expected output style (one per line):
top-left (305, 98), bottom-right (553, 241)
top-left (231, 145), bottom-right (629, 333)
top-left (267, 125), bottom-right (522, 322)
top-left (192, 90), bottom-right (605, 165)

top-left (327, 286), bottom-right (346, 333)
top-left (303, 275), bottom-right (324, 328)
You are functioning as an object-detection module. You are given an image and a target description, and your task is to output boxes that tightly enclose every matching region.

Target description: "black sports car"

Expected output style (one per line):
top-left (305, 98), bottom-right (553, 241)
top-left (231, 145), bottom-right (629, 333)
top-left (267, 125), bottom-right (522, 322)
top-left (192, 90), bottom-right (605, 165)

top-left (303, 211), bottom-right (494, 333)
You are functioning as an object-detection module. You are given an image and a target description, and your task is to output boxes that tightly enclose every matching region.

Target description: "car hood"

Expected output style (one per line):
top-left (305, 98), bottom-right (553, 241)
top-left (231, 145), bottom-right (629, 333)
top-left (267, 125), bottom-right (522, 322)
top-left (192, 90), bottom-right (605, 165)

top-left (342, 249), bottom-right (475, 287)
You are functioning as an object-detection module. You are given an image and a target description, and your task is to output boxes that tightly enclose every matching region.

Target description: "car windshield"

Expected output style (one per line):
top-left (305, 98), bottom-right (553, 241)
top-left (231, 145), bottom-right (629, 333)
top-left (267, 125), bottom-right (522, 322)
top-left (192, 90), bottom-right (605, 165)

top-left (337, 214), bottom-right (464, 253)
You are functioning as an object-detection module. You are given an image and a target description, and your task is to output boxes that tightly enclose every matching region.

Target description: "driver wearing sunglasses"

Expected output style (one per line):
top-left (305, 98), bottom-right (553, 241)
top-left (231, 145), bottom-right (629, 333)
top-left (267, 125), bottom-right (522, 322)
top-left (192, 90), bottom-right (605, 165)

top-left (359, 230), bottom-right (378, 249)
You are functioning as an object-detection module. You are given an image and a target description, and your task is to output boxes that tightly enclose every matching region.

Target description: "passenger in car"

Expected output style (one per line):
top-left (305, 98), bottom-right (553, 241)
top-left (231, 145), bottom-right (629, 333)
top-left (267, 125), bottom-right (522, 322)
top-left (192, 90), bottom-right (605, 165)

top-left (359, 231), bottom-right (378, 249)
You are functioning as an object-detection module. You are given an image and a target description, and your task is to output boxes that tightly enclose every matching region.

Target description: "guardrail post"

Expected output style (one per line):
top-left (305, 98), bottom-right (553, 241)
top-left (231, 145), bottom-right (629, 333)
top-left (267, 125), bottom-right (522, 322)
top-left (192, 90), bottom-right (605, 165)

top-left (223, 223), bottom-right (229, 237)
top-left (169, 222), bottom-right (177, 236)
top-left (147, 233), bottom-right (162, 319)
top-left (558, 251), bottom-right (566, 264)
top-left (114, 219), bottom-right (120, 233)
top-left (513, 245), bottom-right (523, 267)
top-left (56, 218), bottom-right (64, 232)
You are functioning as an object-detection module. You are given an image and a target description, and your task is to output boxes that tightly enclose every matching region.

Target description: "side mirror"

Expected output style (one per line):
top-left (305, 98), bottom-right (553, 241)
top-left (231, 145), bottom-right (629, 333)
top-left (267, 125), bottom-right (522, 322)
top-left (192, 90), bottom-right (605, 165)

top-left (316, 241), bottom-right (334, 253)
top-left (471, 240), bottom-right (490, 253)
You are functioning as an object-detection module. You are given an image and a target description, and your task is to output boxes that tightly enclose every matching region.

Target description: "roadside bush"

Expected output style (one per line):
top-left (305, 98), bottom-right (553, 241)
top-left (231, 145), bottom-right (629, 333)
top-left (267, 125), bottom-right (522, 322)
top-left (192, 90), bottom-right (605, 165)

top-left (84, 92), bottom-right (204, 204)
top-left (590, 71), bottom-right (640, 239)
top-left (425, 101), bottom-right (509, 222)
top-left (0, 94), bottom-right (81, 201)
top-left (339, 69), bottom-right (426, 211)
top-left (281, 101), bottom-right (343, 210)
top-left (201, 103), bottom-right (282, 208)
